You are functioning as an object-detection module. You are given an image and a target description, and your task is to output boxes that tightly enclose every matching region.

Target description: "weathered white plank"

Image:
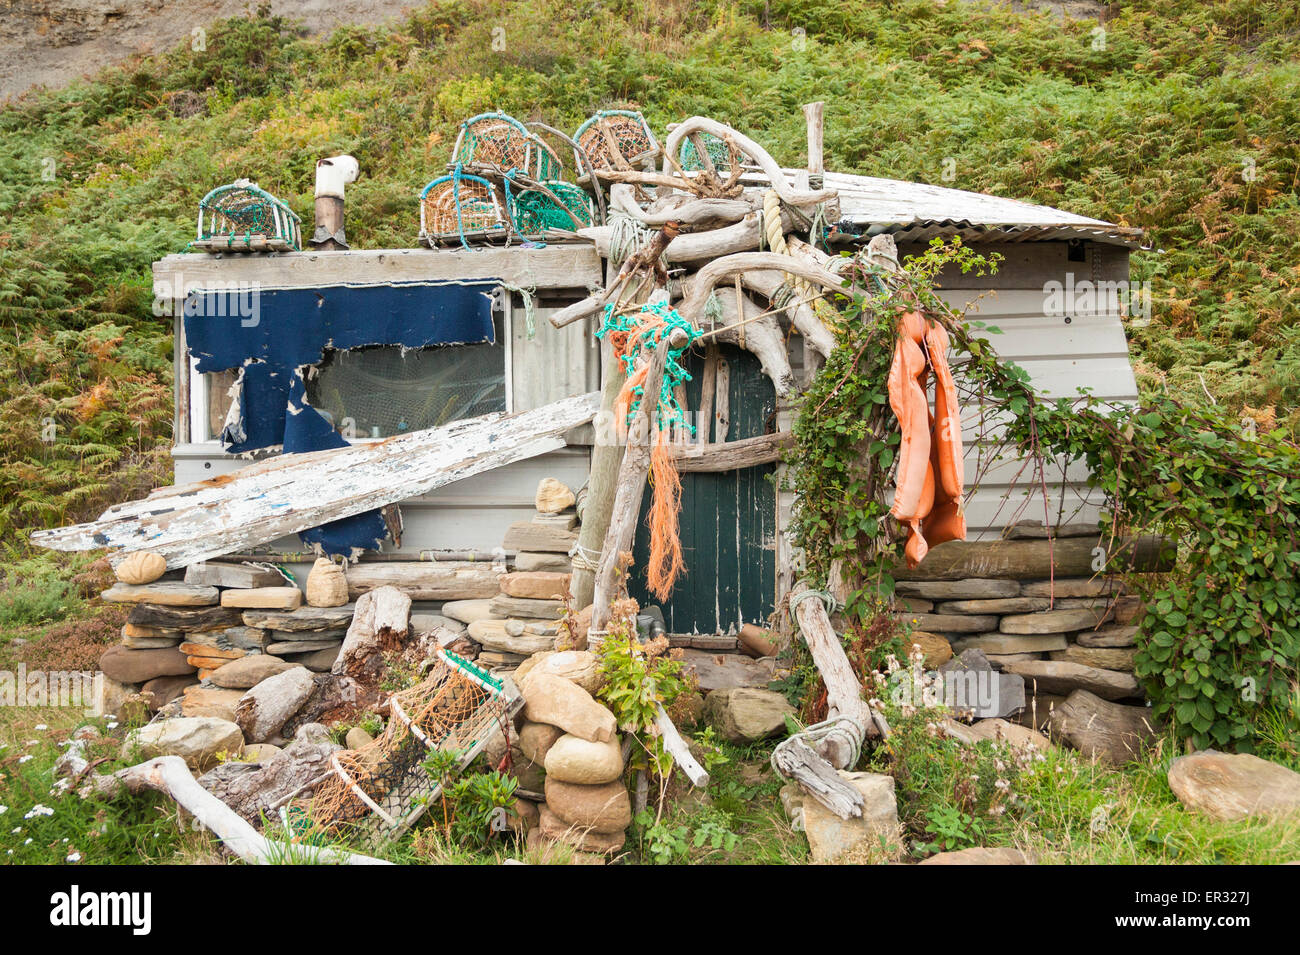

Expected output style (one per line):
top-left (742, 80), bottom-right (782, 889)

top-left (32, 393), bottom-right (601, 569)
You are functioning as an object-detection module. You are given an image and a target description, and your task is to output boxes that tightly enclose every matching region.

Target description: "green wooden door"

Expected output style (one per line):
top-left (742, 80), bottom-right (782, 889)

top-left (628, 344), bottom-right (778, 634)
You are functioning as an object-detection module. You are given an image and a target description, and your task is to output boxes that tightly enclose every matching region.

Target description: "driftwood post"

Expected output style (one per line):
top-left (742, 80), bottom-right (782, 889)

top-left (802, 101), bottom-right (825, 191)
top-left (570, 341), bottom-right (628, 609)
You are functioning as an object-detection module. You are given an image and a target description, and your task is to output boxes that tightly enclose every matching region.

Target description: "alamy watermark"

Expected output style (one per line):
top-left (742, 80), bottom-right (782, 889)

top-left (0, 665), bottom-right (106, 713)
top-left (1043, 272), bottom-right (1152, 323)
top-left (153, 274), bottom-right (262, 328)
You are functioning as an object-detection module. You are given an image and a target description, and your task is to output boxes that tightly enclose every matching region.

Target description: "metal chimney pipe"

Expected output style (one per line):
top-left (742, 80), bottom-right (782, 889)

top-left (310, 154), bottom-right (359, 251)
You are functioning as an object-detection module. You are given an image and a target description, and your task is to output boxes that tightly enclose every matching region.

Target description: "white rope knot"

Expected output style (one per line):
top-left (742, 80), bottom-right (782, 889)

top-left (568, 541), bottom-right (602, 573)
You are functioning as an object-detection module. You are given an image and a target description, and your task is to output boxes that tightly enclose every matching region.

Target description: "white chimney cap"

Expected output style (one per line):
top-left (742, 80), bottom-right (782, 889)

top-left (315, 155), bottom-right (360, 199)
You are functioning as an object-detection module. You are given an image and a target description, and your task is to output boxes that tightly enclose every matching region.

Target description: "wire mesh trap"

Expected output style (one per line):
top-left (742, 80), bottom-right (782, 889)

top-left (511, 181), bottom-right (594, 235)
top-left (574, 109), bottom-right (660, 177)
top-left (451, 111), bottom-right (562, 181)
top-left (308, 649), bottom-right (522, 844)
top-left (191, 180), bottom-right (302, 252)
top-left (419, 170), bottom-right (509, 246)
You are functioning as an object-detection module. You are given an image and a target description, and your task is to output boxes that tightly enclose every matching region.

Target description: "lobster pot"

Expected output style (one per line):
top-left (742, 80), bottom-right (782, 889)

top-left (307, 650), bottom-right (521, 844)
top-left (677, 130), bottom-right (733, 172)
top-left (511, 182), bottom-right (594, 236)
top-left (574, 110), bottom-right (660, 175)
top-left (452, 111), bottom-right (562, 181)
top-left (192, 181), bottom-right (302, 252)
top-left (419, 173), bottom-right (508, 244)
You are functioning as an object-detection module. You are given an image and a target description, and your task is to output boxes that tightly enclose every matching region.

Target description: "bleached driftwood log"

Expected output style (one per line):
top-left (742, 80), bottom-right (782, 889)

top-left (670, 431), bottom-right (793, 472)
top-left (333, 585), bottom-right (412, 681)
top-left (771, 737), bottom-right (864, 819)
top-left (679, 252), bottom-right (855, 323)
top-left (703, 289), bottom-right (796, 397)
top-left (32, 392), bottom-right (600, 569)
top-left (740, 268), bottom-right (836, 359)
top-left (344, 561), bottom-right (503, 601)
top-left (655, 703), bottom-right (709, 788)
top-left (82, 756), bottom-right (391, 865)
top-left (609, 182), bottom-right (753, 228)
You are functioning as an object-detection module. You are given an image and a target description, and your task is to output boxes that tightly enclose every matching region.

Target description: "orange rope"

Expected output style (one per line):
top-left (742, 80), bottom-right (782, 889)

top-left (646, 431), bottom-right (686, 601)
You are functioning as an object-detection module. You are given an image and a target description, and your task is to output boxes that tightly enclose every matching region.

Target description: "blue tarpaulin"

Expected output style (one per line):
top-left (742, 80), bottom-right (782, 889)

top-left (183, 280), bottom-right (497, 555)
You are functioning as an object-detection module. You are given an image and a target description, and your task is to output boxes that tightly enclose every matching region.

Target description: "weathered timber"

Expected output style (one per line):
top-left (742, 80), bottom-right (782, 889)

top-left (344, 561), bottom-right (502, 601)
top-left (704, 289), bottom-right (795, 396)
top-left (770, 736), bottom-right (864, 819)
top-left (502, 521), bottom-right (579, 554)
top-left (1048, 690), bottom-right (1159, 765)
top-left (127, 604), bottom-right (242, 632)
top-left (32, 393), bottom-right (601, 569)
top-left (184, 562), bottom-right (287, 589)
top-left (655, 703), bottom-right (709, 788)
top-left (333, 586), bottom-right (411, 682)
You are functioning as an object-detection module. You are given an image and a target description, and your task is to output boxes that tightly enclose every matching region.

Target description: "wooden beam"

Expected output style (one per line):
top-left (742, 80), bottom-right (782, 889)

top-left (345, 561), bottom-right (503, 601)
top-left (671, 432), bottom-right (792, 472)
top-left (655, 704), bottom-right (709, 787)
top-left (32, 393), bottom-right (601, 569)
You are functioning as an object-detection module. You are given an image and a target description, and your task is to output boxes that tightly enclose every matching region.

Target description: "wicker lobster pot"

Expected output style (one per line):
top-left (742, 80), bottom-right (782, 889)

top-left (419, 171), bottom-right (509, 245)
top-left (192, 181), bottom-right (302, 252)
top-left (452, 111), bottom-right (563, 181)
top-left (573, 109), bottom-right (661, 179)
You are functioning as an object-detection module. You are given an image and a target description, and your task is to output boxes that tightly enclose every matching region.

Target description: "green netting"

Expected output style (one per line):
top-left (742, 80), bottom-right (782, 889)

top-left (511, 182), bottom-right (593, 234)
top-left (193, 181), bottom-right (302, 249)
top-left (677, 131), bottom-right (731, 172)
top-left (596, 299), bottom-right (701, 433)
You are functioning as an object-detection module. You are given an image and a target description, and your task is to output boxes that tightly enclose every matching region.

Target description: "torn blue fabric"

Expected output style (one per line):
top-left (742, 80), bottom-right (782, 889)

top-left (183, 280), bottom-right (498, 555)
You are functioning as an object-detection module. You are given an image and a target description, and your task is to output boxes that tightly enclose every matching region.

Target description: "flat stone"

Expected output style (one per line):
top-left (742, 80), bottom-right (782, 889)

top-left (241, 605), bottom-right (354, 632)
top-left (235, 666), bottom-right (315, 743)
top-left (100, 645), bottom-right (196, 683)
top-left (514, 650), bottom-right (602, 694)
top-left (102, 582), bottom-right (218, 606)
top-left (179, 641), bottom-right (244, 660)
top-left (896, 578), bottom-right (1020, 600)
top-left (900, 613), bottom-right (999, 634)
top-left (681, 649), bottom-right (775, 691)
top-left (508, 619), bottom-right (560, 637)
top-left (544, 778), bottom-right (631, 834)
top-left (801, 771), bottom-right (900, 863)
top-left (1050, 645), bottom-right (1136, 671)
top-left (221, 626), bottom-right (270, 651)
top-left (185, 561), bottom-right (287, 589)
top-left (951, 633), bottom-right (1068, 655)
top-left (705, 687), bottom-right (794, 743)
top-left (127, 604), bottom-right (242, 632)
top-left (123, 717), bottom-right (243, 771)
top-left (468, 619), bottom-right (555, 655)
top-left (1168, 751), bottom-right (1300, 822)
top-left (935, 597), bottom-right (1052, 614)
top-left (266, 638), bottom-right (344, 655)
top-left (544, 734), bottom-right (624, 784)
top-left (220, 586), bottom-right (303, 610)
top-left (982, 651), bottom-right (1045, 668)
top-left (488, 595), bottom-right (565, 620)
top-left (521, 673), bottom-right (616, 743)
top-left (121, 634), bottom-right (183, 649)
top-left (441, 599), bottom-right (495, 624)
top-left (1002, 660), bottom-right (1141, 700)
top-left (122, 622), bottom-right (182, 639)
top-left (1000, 608), bottom-right (1107, 634)
top-left (919, 847), bottom-right (1035, 864)
top-left (900, 631), bottom-right (952, 668)
top-left (895, 596), bottom-right (934, 613)
top-left (514, 552), bottom-right (572, 573)
top-left (411, 613), bottom-right (463, 636)
top-left (502, 521), bottom-right (578, 554)
top-left (964, 718), bottom-right (1053, 751)
top-left (1005, 519), bottom-right (1100, 540)
top-left (1077, 625), bottom-right (1139, 648)
top-left (208, 654), bottom-right (298, 689)
top-left (296, 646), bottom-right (342, 672)
top-left (180, 685), bottom-right (246, 721)
top-left (1022, 577), bottom-right (1124, 598)
top-left (501, 571), bottom-right (571, 600)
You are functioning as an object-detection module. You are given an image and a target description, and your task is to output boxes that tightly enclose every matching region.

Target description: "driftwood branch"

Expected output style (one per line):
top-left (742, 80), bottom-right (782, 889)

top-left (771, 737), bottom-right (865, 818)
top-left (655, 703), bottom-right (709, 787)
top-left (670, 431), bottom-right (793, 472)
top-left (703, 289), bottom-right (795, 397)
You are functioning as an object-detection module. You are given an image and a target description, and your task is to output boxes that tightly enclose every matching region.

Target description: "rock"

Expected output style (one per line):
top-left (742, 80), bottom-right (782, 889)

top-left (198, 733), bottom-right (340, 822)
top-left (535, 478), bottom-right (576, 514)
top-left (411, 613), bottom-right (464, 636)
top-left (123, 717), bottom-right (243, 770)
top-left (1076, 625), bottom-right (1139, 648)
top-left (95, 677), bottom-right (147, 722)
top-left (178, 641), bottom-right (244, 660)
top-left (899, 631), bottom-right (952, 668)
top-left (544, 733), bottom-right (624, 784)
top-left (1167, 751), bottom-right (1300, 822)
top-left (705, 687), bottom-right (794, 743)
top-left (920, 847), bottom-right (1035, 865)
top-left (140, 674), bottom-right (198, 711)
top-left (518, 720), bottom-right (565, 765)
top-left (102, 581), bottom-right (218, 606)
top-left (503, 521), bottom-right (578, 554)
top-left (513, 797), bottom-right (539, 834)
top-left (235, 666), bottom-right (315, 743)
top-left (514, 551), bottom-right (572, 573)
top-left (1048, 690), bottom-right (1158, 765)
top-left (1021, 577), bottom-right (1124, 598)
top-left (738, 623), bottom-right (780, 659)
top-left (294, 646), bottom-right (343, 672)
top-left (185, 562), bottom-right (286, 589)
top-left (100, 645), bottom-right (196, 683)
top-left (520, 674), bottom-right (616, 743)
top-left (488, 595), bottom-right (565, 620)
top-left (895, 596), bottom-right (934, 613)
top-left (900, 613), bottom-right (999, 634)
top-left (122, 622), bottom-right (182, 640)
top-left (441, 599), bottom-right (496, 625)
top-left (344, 726), bottom-right (375, 751)
top-left (1013, 692), bottom-right (1069, 731)
top-left (240, 742), bottom-right (282, 761)
top-left (511, 743), bottom-right (546, 791)
top-left (208, 654), bottom-right (298, 689)
top-left (221, 627), bottom-right (270, 651)
top-left (952, 633), bottom-right (1067, 655)
top-left (557, 604), bottom-right (592, 651)
top-left (266, 638), bottom-right (344, 654)
top-left (964, 718), bottom-right (1053, 751)
top-left (682, 649), bottom-right (775, 691)
top-left (514, 650), bottom-right (602, 694)
top-left (934, 597), bottom-right (1052, 614)
top-left (1002, 660), bottom-right (1141, 700)
top-left (1049, 645), bottom-right (1137, 671)
top-left (896, 579), bottom-right (1020, 600)
top-left (220, 586), bottom-right (303, 610)
top-left (305, 557), bottom-right (349, 608)
top-left (982, 651), bottom-right (1046, 668)
top-left (468, 619), bottom-right (555, 655)
top-left (801, 771), bottom-right (901, 863)
top-left (121, 634), bottom-right (183, 649)
top-left (127, 603), bottom-right (241, 632)
top-left (242, 606), bottom-right (354, 632)
top-left (544, 778), bottom-right (632, 833)
top-left (1000, 608), bottom-right (1107, 634)
top-left (501, 571), bottom-right (571, 600)
top-left (114, 551), bottom-right (167, 585)
top-left (938, 651), bottom-right (1026, 718)
top-left (180, 685), bottom-right (245, 721)
top-left (536, 804), bottom-right (625, 855)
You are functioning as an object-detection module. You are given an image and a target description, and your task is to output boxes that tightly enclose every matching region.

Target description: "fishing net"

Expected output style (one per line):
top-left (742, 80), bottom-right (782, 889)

top-left (307, 649), bottom-right (520, 844)
top-left (193, 181), bottom-right (302, 250)
top-left (677, 131), bottom-right (732, 173)
top-left (511, 182), bottom-right (594, 235)
top-left (419, 171), bottom-right (507, 245)
top-left (574, 110), bottom-right (659, 171)
top-left (453, 112), bottom-right (562, 180)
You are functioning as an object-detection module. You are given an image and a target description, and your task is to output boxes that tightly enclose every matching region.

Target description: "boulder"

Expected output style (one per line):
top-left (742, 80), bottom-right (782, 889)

top-left (100, 645), bottom-right (196, 683)
top-left (938, 651), bottom-right (1026, 718)
top-left (123, 717), bottom-right (243, 770)
top-left (682, 649), bottom-right (775, 692)
top-left (534, 478), bottom-right (576, 514)
top-left (544, 733), bottom-right (624, 784)
top-left (1002, 660), bottom-right (1141, 700)
top-left (344, 726), bottom-right (375, 751)
top-left (220, 587), bottom-right (303, 610)
top-left (114, 551), bottom-right (167, 586)
top-left (305, 557), bottom-right (349, 608)
top-left (520, 673), bottom-right (616, 743)
top-left (1168, 751), bottom-right (1300, 822)
top-left (235, 666), bottom-right (315, 743)
top-left (515, 650), bottom-right (602, 694)
top-left (208, 654), bottom-right (298, 689)
top-left (919, 847), bottom-right (1035, 865)
top-left (441, 599), bottom-right (496, 625)
top-left (705, 687), bottom-right (794, 743)
top-left (518, 720), bottom-right (565, 765)
top-left (500, 571), bottom-right (571, 600)
top-left (140, 674), bottom-right (199, 711)
top-left (800, 771), bottom-right (901, 863)
top-left (101, 582), bottom-right (218, 606)
top-left (536, 804), bottom-right (625, 855)
top-left (1048, 690), bottom-right (1158, 765)
top-left (900, 631), bottom-right (952, 668)
top-left (544, 778), bottom-right (632, 834)
top-left (180, 685), bottom-right (246, 721)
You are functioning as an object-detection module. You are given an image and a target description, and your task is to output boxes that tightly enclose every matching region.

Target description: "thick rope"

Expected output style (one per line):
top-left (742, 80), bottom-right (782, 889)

top-left (608, 209), bottom-right (657, 268)
top-left (568, 541), bottom-right (602, 574)
top-left (500, 280), bottom-right (538, 340)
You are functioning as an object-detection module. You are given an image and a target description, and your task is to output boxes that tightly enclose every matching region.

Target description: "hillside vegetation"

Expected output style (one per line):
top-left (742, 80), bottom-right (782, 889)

top-left (1, 0), bottom-right (1298, 546)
